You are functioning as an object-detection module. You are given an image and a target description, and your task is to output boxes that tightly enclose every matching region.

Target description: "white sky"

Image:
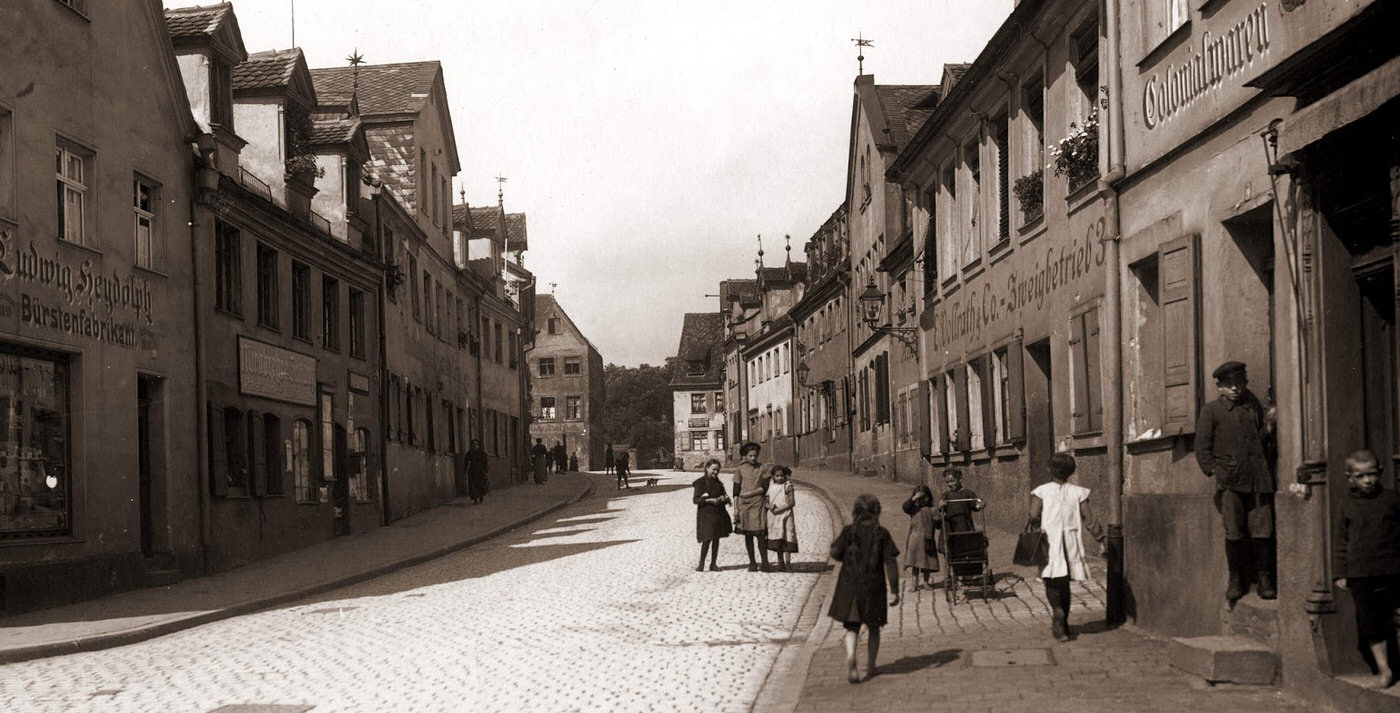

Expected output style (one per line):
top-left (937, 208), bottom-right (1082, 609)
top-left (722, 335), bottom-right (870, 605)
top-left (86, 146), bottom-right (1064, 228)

top-left (165, 0), bottom-right (1013, 366)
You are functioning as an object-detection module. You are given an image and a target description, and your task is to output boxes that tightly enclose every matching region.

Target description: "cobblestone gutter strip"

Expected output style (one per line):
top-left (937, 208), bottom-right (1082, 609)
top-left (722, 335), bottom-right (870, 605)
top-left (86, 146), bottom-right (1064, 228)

top-left (0, 479), bottom-right (596, 665)
top-left (749, 479), bottom-right (846, 713)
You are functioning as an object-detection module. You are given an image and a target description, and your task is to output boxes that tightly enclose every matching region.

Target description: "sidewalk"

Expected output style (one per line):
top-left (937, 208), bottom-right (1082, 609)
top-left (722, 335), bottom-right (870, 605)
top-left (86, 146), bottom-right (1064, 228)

top-left (0, 473), bottom-right (594, 665)
top-left (771, 468), bottom-right (1316, 713)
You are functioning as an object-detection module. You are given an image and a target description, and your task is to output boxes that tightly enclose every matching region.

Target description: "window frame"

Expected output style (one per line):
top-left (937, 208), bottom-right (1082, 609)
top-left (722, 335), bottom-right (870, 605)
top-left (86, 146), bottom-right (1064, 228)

top-left (255, 243), bottom-right (279, 329)
top-left (56, 138), bottom-right (92, 247)
top-left (538, 357), bottom-right (556, 376)
top-left (291, 261), bottom-right (311, 341)
top-left (321, 276), bottom-right (340, 351)
top-left (133, 175), bottom-right (160, 271)
top-left (214, 220), bottom-right (242, 315)
top-left (540, 396), bottom-right (557, 420)
top-left (349, 287), bottom-right (366, 358)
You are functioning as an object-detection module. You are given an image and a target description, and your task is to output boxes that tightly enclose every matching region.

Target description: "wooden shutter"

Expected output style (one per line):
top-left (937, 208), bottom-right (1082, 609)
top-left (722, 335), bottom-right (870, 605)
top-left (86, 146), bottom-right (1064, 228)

top-left (1007, 337), bottom-right (1026, 442)
top-left (1160, 234), bottom-right (1199, 432)
top-left (208, 403), bottom-right (227, 497)
top-left (954, 366), bottom-right (970, 451)
top-left (1085, 307), bottom-right (1103, 432)
top-left (250, 411), bottom-right (267, 496)
top-left (918, 379), bottom-right (932, 453)
top-left (1070, 313), bottom-right (1091, 433)
top-left (266, 416), bottom-right (283, 495)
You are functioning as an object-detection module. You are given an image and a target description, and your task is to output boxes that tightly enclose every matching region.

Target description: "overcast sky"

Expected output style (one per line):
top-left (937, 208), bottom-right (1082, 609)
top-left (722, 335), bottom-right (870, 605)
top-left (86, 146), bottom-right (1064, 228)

top-left (165, 0), bottom-right (1013, 366)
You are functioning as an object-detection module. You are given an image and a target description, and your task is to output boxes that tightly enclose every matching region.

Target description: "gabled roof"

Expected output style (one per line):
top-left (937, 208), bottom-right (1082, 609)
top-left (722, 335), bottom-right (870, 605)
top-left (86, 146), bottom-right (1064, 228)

top-left (310, 62), bottom-right (441, 116)
top-left (940, 63), bottom-right (973, 96)
top-left (873, 84), bottom-right (938, 151)
top-left (308, 118), bottom-right (360, 146)
top-left (720, 279), bottom-right (760, 308)
top-left (467, 206), bottom-right (504, 240)
top-left (452, 203), bottom-right (474, 232)
top-left (233, 48), bottom-right (301, 91)
top-left (504, 213), bottom-right (528, 252)
top-left (671, 312), bottom-right (726, 388)
top-left (363, 124), bottom-right (416, 210)
top-left (164, 3), bottom-right (246, 64)
top-left (534, 294), bottom-right (601, 355)
top-left (758, 262), bottom-right (808, 287)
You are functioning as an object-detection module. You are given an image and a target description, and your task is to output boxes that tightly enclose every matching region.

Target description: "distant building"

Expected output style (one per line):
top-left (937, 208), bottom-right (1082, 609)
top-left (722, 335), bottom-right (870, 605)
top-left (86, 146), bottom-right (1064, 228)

top-left (525, 294), bottom-right (605, 470)
top-left (739, 250), bottom-right (807, 467)
top-left (670, 312), bottom-right (726, 471)
top-left (791, 205), bottom-right (854, 471)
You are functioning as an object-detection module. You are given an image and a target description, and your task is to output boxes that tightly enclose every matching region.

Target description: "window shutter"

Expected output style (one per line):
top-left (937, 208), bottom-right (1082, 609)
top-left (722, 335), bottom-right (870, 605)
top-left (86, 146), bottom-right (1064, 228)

top-left (1160, 234), bottom-right (1199, 432)
top-left (935, 376), bottom-right (950, 452)
top-left (267, 417), bottom-right (283, 495)
top-left (1085, 307), bottom-right (1103, 432)
top-left (250, 411), bottom-right (267, 496)
top-left (1007, 338), bottom-right (1026, 442)
top-left (954, 366), bottom-right (970, 451)
top-left (208, 403), bottom-right (227, 497)
top-left (918, 379), bottom-right (932, 453)
top-left (1070, 313), bottom-right (1091, 434)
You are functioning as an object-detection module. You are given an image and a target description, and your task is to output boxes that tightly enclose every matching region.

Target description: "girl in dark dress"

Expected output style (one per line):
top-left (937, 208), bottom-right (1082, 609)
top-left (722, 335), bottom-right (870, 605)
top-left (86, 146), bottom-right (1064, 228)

top-left (693, 458), bottom-right (731, 572)
top-left (465, 439), bottom-right (489, 505)
top-left (827, 494), bottom-right (901, 683)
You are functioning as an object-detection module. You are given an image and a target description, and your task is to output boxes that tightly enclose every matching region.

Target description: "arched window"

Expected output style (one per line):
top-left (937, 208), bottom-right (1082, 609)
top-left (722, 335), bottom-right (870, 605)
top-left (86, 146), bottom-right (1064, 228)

top-left (293, 419), bottom-right (313, 502)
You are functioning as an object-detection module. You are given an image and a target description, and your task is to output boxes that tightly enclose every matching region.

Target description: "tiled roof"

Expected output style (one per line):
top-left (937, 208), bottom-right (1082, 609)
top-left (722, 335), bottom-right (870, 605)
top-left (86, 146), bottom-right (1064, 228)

top-left (310, 62), bottom-right (440, 117)
top-left (672, 312), bottom-right (725, 386)
top-left (364, 124), bottom-right (416, 211)
top-left (233, 48), bottom-right (302, 91)
top-left (720, 279), bottom-right (759, 307)
top-left (452, 204), bottom-right (474, 231)
top-left (468, 206), bottom-right (499, 233)
top-left (307, 118), bottom-right (360, 146)
top-left (758, 262), bottom-right (808, 286)
top-left (504, 213), bottom-right (527, 250)
top-left (941, 64), bottom-right (972, 96)
top-left (875, 85), bottom-right (938, 150)
top-left (164, 3), bottom-right (233, 39)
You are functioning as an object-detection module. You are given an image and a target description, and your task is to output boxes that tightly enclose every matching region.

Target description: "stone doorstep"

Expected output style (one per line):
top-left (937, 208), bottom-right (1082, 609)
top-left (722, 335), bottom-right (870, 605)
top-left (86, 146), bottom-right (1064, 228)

top-left (1222, 595), bottom-right (1281, 648)
top-left (1167, 635), bottom-right (1278, 685)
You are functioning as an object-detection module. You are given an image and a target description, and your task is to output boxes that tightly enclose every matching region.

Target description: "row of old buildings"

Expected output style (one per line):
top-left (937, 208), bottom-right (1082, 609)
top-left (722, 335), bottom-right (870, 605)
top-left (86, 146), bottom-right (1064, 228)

top-left (671, 0), bottom-right (1400, 709)
top-left (0, 0), bottom-right (611, 616)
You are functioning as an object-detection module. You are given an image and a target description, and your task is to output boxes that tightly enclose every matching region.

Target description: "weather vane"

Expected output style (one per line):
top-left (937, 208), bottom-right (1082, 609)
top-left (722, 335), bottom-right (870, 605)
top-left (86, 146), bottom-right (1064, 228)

top-left (495, 174), bottom-right (508, 204)
top-left (852, 33), bottom-right (873, 75)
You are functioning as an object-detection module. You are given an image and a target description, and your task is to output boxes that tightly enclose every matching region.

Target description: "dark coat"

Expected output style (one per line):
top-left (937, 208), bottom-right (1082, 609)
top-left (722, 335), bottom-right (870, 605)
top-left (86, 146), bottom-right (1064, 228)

top-left (693, 474), bottom-right (732, 542)
top-left (1194, 390), bottom-right (1274, 493)
top-left (1335, 488), bottom-right (1400, 579)
top-left (465, 447), bottom-right (489, 500)
top-left (552, 444), bottom-right (567, 468)
top-left (827, 522), bottom-right (899, 627)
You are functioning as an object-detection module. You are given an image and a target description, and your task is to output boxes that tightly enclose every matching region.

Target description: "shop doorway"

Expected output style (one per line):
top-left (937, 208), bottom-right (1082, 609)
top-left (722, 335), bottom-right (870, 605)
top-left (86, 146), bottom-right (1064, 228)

top-left (1355, 261), bottom-right (1398, 477)
top-left (1222, 206), bottom-right (1277, 417)
top-left (136, 376), bottom-right (161, 557)
top-left (1025, 338), bottom-right (1054, 484)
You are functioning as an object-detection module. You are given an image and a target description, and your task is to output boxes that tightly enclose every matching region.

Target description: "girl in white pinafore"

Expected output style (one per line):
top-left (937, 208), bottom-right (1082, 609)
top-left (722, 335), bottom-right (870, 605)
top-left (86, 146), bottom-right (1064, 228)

top-left (1029, 453), bottom-right (1104, 642)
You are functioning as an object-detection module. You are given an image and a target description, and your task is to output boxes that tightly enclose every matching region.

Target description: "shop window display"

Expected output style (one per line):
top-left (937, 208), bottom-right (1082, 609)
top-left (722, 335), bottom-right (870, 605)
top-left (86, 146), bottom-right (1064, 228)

top-left (0, 349), bottom-right (70, 536)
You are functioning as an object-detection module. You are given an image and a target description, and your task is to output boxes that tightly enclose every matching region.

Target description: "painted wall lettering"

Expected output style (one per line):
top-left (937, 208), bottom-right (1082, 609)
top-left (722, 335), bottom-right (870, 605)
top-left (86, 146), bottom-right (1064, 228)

top-left (0, 230), bottom-right (156, 324)
top-left (1143, 3), bottom-right (1271, 129)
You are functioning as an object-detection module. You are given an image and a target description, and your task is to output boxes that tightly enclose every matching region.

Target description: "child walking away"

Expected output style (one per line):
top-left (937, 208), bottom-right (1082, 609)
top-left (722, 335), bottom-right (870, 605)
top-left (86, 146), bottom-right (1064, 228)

top-left (692, 459), bottom-right (732, 572)
top-left (766, 466), bottom-right (798, 571)
top-left (902, 485), bottom-right (939, 590)
top-left (827, 494), bottom-right (901, 683)
top-left (1028, 453), bottom-right (1105, 642)
top-left (1334, 449), bottom-right (1400, 689)
top-left (615, 451), bottom-right (631, 490)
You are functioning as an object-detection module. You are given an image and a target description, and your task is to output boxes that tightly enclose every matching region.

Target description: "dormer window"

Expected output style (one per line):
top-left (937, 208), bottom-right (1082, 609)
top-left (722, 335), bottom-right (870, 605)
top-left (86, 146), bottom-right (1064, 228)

top-left (210, 59), bottom-right (233, 129)
top-left (688, 359), bottom-right (705, 376)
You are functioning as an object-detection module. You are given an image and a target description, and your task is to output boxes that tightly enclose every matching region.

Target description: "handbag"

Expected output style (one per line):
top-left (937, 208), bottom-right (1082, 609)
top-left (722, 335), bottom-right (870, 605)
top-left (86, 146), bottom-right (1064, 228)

top-left (1013, 525), bottom-right (1049, 568)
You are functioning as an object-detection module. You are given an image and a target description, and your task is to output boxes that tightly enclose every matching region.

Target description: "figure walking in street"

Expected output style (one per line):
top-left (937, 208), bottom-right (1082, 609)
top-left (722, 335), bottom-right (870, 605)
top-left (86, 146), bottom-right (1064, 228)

top-left (693, 458), bottom-right (732, 572)
top-left (1028, 453), bottom-right (1106, 642)
top-left (531, 437), bottom-right (549, 485)
top-left (615, 450), bottom-right (630, 489)
top-left (732, 442), bottom-right (771, 572)
top-left (1195, 360), bottom-right (1277, 605)
top-left (553, 441), bottom-right (567, 474)
top-left (1334, 449), bottom-right (1400, 689)
top-left (827, 493), bottom-right (901, 683)
top-left (605, 445), bottom-right (615, 475)
top-left (766, 465), bottom-right (798, 571)
top-left (902, 485), bottom-right (939, 590)
top-left (465, 439), bottom-right (490, 505)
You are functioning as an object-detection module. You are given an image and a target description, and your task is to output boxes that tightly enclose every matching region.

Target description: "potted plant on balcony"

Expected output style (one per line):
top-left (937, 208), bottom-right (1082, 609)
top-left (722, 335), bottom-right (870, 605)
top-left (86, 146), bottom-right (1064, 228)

top-left (1013, 168), bottom-right (1045, 224)
top-left (384, 261), bottom-right (406, 296)
top-left (284, 111), bottom-right (325, 181)
top-left (1049, 111), bottom-right (1099, 191)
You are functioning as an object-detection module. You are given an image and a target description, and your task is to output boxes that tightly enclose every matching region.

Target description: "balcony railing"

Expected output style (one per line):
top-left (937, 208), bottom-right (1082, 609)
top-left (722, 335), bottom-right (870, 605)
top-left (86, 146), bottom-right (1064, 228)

top-left (309, 210), bottom-right (331, 235)
top-left (239, 168), bottom-right (272, 201)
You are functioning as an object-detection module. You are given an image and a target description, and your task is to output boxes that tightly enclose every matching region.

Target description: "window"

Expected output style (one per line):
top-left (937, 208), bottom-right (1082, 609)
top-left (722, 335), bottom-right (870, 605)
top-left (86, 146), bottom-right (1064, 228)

top-left (431, 163), bottom-right (439, 225)
top-left (690, 431), bottom-right (707, 451)
top-left (774, 408), bottom-right (784, 438)
top-left (714, 391), bottom-right (725, 411)
top-left (564, 357), bottom-right (581, 375)
top-left (538, 357), bottom-right (556, 376)
top-left (409, 253), bottom-right (420, 321)
top-left (991, 347), bottom-right (1010, 445)
top-left (319, 391), bottom-right (334, 487)
top-left (291, 262), bottom-right (311, 339)
top-left (1144, 0), bottom-right (1188, 51)
top-left (1069, 306), bottom-right (1104, 434)
top-left (1021, 73), bottom-right (1046, 223)
top-left (256, 244), bottom-right (278, 328)
top-left (213, 406), bottom-right (248, 495)
top-left (945, 369), bottom-right (961, 451)
top-left (56, 141), bottom-right (90, 245)
top-left (1129, 235), bottom-right (1199, 435)
top-left (426, 391), bottom-right (436, 452)
top-left (874, 353), bottom-right (890, 425)
top-left (350, 427), bottom-right (373, 501)
top-left (548, 317), bottom-right (559, 334)
top-left (923, 187), bottom-right (938, 294)
top-left (0, 349), bottom-right (71, 535)
top-left (419, 148), bottom-right (427, 215)
top-left (962, 138), bottom-right (981, 267)
top-left (1073, 17), bottom-right (1101, 124)
top-left (435, 281), bottom-right (445, 338)
top-left (929, 376), bottom-right (945, 455)
top-left (321, 277), bottom-right (340, 350)
top-left (209, 59), bottom-right (233, 128)
top-left (422, 271), bottom-right (434, 335)
top-left (714, 430), bottom-right (726, 452)
top-left (349, 288), bottom-right (366, 358)
top-left (509, 331), bottom-right (518, 368)
top-left (967, 360), bottom-right (986, 450)
top-left (214, 220), bottom-right (241, 314)
top-left (691, 393), bottom-right (708, 414)
top-left (993, 114), bottom-right (1010, 244)
top-left (494, 322), bottom-right (503, 363)
top-left (566, 395), bottom-right (581, 420)
top-left (540, 397), bottom-right (557, 420)
top-left (133, 177), bottom-right (158, 269)
top-left (407, 386), bottom-right (418, 446)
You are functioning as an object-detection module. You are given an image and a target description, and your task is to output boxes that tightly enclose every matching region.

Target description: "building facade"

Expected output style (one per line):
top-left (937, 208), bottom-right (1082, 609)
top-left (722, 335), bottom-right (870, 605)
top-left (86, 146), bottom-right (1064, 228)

top-left (671, 312), bottom-right (726, 471)
top-left (527, 294), bottom-right (606, 471)
top-left (792, 206), bottom-right (855, 471)
top-left (719, 278), bottom-right (761, 462)
top-left (0, 0), bottom-right (202, 613)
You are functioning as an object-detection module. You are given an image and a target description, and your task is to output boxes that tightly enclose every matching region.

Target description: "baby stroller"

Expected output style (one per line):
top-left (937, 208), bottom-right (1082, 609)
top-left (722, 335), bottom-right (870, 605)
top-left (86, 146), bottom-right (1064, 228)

top-left (938, 497), bottom-right (993, 604)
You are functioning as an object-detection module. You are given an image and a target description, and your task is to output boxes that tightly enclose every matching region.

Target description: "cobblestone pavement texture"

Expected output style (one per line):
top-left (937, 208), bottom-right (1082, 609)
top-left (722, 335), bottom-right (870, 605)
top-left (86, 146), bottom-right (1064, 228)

top-left (785, 467), bottom-right (1319, 713)
top-left (0, 470), bottom-right (833, 713)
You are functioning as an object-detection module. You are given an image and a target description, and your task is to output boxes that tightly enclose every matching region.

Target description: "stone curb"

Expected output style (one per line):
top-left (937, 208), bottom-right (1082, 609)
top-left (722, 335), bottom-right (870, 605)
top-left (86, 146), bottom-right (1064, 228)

top-left (0, 479), bottom-right (596, 665)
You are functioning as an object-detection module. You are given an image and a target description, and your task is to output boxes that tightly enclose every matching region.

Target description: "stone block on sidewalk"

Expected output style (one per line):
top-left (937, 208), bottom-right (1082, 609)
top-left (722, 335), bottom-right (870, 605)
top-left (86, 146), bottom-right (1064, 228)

top-left (1167, 635), bottom-right (1277, 685)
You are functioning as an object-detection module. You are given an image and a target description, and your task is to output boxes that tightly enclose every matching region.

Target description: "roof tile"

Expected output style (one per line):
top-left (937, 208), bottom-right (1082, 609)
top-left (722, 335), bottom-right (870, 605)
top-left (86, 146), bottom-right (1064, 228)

top-left (310, 62), bottom-right (440, 117)
top-left (164, 3), bottom-right (233, 40)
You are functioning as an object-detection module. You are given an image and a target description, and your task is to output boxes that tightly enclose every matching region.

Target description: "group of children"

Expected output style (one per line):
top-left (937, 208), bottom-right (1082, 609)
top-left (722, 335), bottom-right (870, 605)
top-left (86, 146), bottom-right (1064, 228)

top-left (690, 443), bottom-right (800, 574)
top-left (900, 468), bottom-right (985, 592)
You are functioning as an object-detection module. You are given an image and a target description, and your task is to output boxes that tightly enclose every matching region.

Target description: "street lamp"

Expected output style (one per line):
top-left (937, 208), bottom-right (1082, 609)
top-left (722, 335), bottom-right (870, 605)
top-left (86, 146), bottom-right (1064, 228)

top-left (858, 276), bottom-right (918, 354)
top-left (795, 360), bottom-right (810, 386)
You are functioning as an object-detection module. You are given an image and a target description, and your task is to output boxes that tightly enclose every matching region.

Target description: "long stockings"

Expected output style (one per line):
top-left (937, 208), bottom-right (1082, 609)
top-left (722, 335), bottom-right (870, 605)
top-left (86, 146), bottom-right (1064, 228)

top-left (743, 533), bottom-right (769, 568)
top-left (698, 539), bottom-right (719, 570)
top-left (1044, 576), bottom-right (1072, 640)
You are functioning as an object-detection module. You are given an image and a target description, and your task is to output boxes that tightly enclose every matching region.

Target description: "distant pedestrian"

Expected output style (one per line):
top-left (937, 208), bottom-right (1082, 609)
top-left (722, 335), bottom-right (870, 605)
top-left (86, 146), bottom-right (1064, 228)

top-left (569, 453), bottom-right (579, 472)
top-left (827, 494), bottom-right (900, 683)
top-left (605, 446), bottom-right (615, 475)
top-left (615, 451), bottom-right (630, 489)
top-left (1334, 449), bottom-right (1400, 689)
top-left (1028, 453), bottom-right (1105, 642)
top-left (465, 439), bottom-right (489, 505)
top-left (553, 441), bottom-right (567, 473)
top-left (766, 465), bottom-right (798, 570)
top-left (693, 458), bottom-right (732, 572)
top-left (531, 438), bottom-right (549, 485)
top-left (901, 485), bottom-right (939, 591)
top-left (732, 442), bottom-right (770, 572)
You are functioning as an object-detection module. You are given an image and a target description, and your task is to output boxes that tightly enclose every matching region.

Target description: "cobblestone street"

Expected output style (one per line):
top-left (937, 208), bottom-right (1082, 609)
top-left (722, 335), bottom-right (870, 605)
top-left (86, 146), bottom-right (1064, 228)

top-left (0, 471), bottom-right (831, 713)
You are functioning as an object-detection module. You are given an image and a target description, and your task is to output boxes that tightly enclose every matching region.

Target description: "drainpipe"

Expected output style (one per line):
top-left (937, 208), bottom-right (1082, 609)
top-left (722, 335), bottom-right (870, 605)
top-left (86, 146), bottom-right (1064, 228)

top-left (1099, 0), bottom-right (1127, 627)
top-left (371, 186), bottom-right (391, 523)
top-left (190, 135), bottom-right (216, 572)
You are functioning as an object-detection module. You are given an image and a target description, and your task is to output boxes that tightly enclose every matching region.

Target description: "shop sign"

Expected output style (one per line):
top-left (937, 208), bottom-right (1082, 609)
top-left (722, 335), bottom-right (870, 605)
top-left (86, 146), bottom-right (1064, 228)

top-left (348, 371), bottom-right (370, 394)
top-left (239, 336), bottom-right (316, 406)
top-left (1142, 3), bottom-right (1272, 130)
top-left (688, 417), bottom-right (709, 428)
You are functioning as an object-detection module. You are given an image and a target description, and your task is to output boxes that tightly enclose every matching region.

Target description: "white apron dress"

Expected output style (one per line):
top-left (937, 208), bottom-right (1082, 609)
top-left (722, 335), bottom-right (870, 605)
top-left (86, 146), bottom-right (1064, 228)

top-left (1031, 481), bottom-right (1092, 580)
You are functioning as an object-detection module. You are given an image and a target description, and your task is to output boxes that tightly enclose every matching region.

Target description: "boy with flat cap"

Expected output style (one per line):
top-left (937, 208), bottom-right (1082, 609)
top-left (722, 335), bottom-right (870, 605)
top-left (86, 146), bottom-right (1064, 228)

top-left (1195, 360), bottom-right (1276, 604)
